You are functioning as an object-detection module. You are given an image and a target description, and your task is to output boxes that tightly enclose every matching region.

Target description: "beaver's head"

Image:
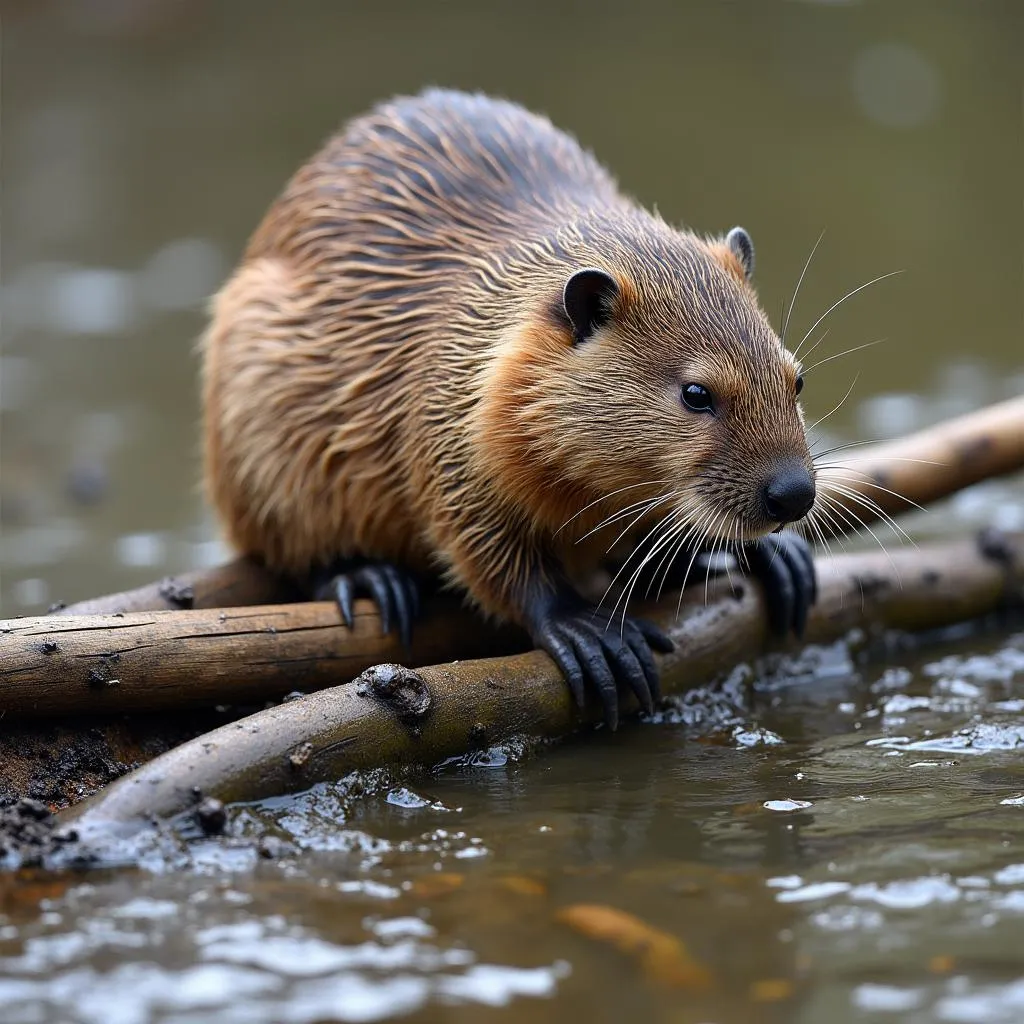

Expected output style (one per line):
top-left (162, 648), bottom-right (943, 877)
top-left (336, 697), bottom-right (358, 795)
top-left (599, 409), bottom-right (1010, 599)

top-left (483, 221), bottom-right (815, 556)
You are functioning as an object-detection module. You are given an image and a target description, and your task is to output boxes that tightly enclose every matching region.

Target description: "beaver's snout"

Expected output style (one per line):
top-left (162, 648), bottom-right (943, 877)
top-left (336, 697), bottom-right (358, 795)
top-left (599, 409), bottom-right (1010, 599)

top-left (761, 462), bottom-right (816, 524)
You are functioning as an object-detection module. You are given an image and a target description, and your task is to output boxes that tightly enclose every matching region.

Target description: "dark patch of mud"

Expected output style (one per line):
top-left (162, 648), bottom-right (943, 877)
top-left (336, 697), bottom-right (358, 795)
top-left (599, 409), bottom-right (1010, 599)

top-left (0, 798), bottom-right (74, 868)
top-left (0, 710), bottom-right (240, 810)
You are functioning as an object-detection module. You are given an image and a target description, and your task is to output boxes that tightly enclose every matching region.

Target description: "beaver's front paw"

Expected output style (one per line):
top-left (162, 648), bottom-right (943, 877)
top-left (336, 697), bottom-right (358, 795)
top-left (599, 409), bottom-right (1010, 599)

top-left (528, 601), bottom-right (674, 730)
top-left (313, 559), bottom-right (419, 648)
top-left (743, 532), bottom-right (817, 638)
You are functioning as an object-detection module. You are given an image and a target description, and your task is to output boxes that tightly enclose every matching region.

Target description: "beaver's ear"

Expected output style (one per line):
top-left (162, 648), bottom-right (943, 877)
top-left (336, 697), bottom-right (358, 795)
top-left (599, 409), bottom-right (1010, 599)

top-left (726, 226), bottom-right (755, 280)
top-left (563, 268), bottom-right (619, 345)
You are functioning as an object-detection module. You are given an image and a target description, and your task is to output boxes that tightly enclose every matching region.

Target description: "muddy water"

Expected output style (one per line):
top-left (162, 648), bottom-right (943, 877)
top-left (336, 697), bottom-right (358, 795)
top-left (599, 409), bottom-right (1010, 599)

top-left (1, 1), bottom-right (1023, 1021)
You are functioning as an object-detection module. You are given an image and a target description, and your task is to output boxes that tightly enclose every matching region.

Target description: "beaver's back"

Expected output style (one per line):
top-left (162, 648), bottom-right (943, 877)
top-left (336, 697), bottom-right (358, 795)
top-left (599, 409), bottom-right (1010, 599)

top-left (202, 90), bottom-right (622, 577)
top-left (250, 89), bottom-right (623, 265)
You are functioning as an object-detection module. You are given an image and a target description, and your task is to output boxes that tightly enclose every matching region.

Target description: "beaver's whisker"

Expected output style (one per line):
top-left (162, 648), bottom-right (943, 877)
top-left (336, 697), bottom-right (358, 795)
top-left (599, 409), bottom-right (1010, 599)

top-left (824, 482), bottom-right (917, 542)
top-left (796, 513), bottom-right (841, 583)
top-left (802, 337), bottom-right (886, 376)
top-left (598, 505), bottom-right (686, 623)
top-left (794, 270), bottom-right (903, 357)
top-left (824, 483), bottom-right (918, 548)
top-left (556, 480), bottom-right (661, 535)
top-left (817, 497), bottom-right (890, 609)
top-left (809, 499), bottom-right (852, 557)
top-left (810, 436), bottom-right (873, 457)
top-left (675, 514), bottom-right (720, 620)
top-left (608, 518), bottom-right (684, 633)
top-left (814, 454), bottom-right (945, 468)
top-left (650, 506), bottom-right (714, 602)
top-left (819, 493), bottom-right (904, 586)
top-left (721, 518), bottom-right (740, 595)
top-left (806, 373), bottom-right (860, 434)
top-left (627, 500), bottom-right (716, 621)
top-left (647, 502), bottom-right (717, 607)
top-left (816, 468), bottom-right (927, 514)
top-left (796, 327), bottom-right (830, 365)
top-left (613, 500), bottom-right (708, 630)
top-left (805, 505), bottom-right (850, 609)
top-left (781, 229), bottom-right (826, 348)
top-left (703, 513), bottom-right (731, 608)
top-left (586, 491), bottom-right (679, 551)
top-left (734, 533), bottom-right (751, 575)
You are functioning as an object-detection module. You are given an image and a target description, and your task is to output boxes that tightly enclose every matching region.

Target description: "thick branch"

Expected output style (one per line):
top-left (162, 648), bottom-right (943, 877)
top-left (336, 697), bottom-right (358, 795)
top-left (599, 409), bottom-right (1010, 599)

top-left (1, 598), bottom-right (525, 719)
top-left (816, 394), bottom-right (1024, 526)
top-left (65, 532), bottom-right (1024, 828)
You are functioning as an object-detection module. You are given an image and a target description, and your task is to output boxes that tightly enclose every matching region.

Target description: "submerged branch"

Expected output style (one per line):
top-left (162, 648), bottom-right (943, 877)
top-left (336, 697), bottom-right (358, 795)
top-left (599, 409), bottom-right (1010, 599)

top-left (65, 531), bottom-right (1024, 829)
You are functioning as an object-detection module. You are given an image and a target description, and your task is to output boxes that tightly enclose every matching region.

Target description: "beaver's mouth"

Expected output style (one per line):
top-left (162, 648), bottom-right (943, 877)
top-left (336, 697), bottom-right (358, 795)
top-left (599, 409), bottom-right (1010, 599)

top-left (709, 508), bottom-right (811, 546)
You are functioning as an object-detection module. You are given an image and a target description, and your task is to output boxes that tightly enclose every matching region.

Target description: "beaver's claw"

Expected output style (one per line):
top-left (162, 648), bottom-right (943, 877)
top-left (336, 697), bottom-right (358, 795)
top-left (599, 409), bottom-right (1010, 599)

top-left (528, 602), bottom-right (674, 730)
top-left (743, 532), bottom-right (817, 638)
top-left (314, 560), bottom-right (420, 649)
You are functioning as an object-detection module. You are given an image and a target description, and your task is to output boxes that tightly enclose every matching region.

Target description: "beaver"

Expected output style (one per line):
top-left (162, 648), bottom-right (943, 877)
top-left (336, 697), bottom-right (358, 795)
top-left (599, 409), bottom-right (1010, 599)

top-left (201, 88), bottom-right (818, 728)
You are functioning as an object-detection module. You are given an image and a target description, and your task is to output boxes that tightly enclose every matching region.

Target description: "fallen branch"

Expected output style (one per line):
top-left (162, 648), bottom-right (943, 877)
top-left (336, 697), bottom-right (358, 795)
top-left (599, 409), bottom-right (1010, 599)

top-left (0, 598), bottom-right (525, 720)
top-left (817, 395), bottom-right (1024, 527)
top-left (55, 395), bottom-right (1024, 617)
top-left (9, 396), bottom-right (1024, 720)
top-left (65, 531), bottom-right (1024, 829)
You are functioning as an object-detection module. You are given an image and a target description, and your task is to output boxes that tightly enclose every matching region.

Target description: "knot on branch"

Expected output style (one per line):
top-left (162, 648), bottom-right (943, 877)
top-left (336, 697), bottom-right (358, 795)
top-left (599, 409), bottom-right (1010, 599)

top-left (978, 526), bottom-right (1017, 569)
top-left (157, 577), bottom-right (195, 610)
top-left (356, 663), bottom-right (431, 725)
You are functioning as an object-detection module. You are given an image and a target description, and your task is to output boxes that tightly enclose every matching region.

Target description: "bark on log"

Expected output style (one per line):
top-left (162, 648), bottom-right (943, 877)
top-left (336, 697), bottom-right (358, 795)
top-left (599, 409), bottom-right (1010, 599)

top-left (1, 598), bottom-right (526, 719)
top-left (65, 531), bottom-right (1024, 829)
top-left (55, 396), bottom-right (1024, 617)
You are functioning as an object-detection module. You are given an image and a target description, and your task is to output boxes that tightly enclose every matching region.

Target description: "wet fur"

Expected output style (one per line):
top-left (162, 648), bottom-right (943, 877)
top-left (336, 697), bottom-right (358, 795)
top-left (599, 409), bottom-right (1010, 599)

top-left (202, 88), bottom-right (811, 623)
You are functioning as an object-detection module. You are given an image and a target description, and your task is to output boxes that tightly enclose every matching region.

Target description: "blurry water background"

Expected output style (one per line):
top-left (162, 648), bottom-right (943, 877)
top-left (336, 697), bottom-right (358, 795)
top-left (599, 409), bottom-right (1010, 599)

top-left (1, 2), bottom-right (1023, 1022)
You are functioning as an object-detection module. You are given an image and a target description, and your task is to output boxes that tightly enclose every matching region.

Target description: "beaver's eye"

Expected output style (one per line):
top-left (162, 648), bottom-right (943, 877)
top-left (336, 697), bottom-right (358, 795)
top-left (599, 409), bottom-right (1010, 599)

top-left (795, 375), bottom-right (805, 396)
top-left (681, 383), bottom-right (714, 414)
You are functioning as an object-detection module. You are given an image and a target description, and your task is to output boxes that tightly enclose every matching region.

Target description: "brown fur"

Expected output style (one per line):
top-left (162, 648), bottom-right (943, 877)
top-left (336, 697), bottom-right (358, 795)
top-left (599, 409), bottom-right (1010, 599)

top-left (201, 89), bottom-right (811, 623)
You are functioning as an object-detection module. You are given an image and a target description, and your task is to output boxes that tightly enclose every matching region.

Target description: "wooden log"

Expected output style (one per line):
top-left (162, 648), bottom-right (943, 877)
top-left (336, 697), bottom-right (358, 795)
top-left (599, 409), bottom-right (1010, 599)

top-left (65, 531), bottom-right (1024, 828)
top-left (54, 395), bottom-right (1024, 617)
top-left (55, 557), bottom-right (293, 616)
top-left (0, 597), bottom-right (526, 719)
top-left (816, 394), bottom-right (1024, 527)
top-left (9, 395), bottom-right (1024, 720)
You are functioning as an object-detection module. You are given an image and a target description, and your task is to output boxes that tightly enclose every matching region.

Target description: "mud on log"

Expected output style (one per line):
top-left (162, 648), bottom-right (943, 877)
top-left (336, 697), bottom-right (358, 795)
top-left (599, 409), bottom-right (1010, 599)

top-left (64, 531), bottom-right (1024, 829)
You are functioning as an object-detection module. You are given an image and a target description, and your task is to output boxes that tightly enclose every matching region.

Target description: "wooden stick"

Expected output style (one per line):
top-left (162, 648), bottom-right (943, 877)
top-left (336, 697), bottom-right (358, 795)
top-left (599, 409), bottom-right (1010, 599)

top-left (1, 597), bottom-right (525, 719)
top-left (64, 531), bottom-right (1024, 828)
top-left (816, 394), bottom-right (1024, 526)
top-left (54, 395), bottom-right (1024, 617)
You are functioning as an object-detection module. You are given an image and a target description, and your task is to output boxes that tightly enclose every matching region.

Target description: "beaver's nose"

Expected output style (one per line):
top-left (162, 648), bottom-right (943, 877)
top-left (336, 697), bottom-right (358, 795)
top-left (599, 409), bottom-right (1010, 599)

top-left (762, 464), bottom-right (816, 523)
